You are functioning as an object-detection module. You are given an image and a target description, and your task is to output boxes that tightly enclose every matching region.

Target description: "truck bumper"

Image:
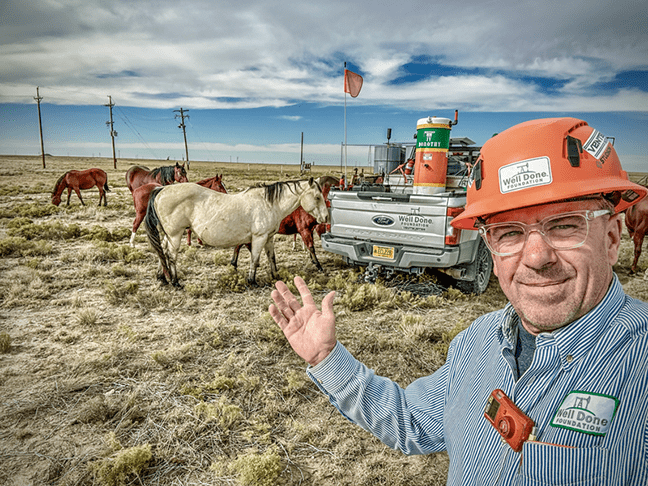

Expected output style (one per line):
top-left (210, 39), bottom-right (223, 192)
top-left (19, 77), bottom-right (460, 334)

top-left (321, 233), bottom-right (462, 270)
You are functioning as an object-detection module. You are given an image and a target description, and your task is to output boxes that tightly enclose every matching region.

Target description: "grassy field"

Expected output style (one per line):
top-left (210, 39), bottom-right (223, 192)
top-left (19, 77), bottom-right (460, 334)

top-left (0, 155), bottom-right (646, 486)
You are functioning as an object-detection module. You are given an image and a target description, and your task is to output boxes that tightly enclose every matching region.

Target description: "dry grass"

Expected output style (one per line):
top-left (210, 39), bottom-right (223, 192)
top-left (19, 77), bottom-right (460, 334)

top-left (0, 155), bottom-right (645, 486)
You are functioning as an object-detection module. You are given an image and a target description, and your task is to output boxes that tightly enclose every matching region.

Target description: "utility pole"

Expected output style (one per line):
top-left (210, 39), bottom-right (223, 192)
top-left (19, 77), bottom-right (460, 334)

top-left (105, 96), bottom-right (117, 169)
top-left (300, 132), bottom-right (304, 174)
top-left (174, 108), bottom-right (190, 169)
top-left (34, 87), bottom-right (46, 168)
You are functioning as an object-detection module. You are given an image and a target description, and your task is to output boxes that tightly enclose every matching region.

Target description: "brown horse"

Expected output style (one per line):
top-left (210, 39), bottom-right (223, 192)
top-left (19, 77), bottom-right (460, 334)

top-left (230, 175), bottom-right (338, 271)
top-left (52, 168), bottom-right (110, 206)
top-left (625, 197), bottom-right (648, 273)
top-left (130, 175), bottom-right (227, 247)
top-left (125, 162), bottom-right (188, 193)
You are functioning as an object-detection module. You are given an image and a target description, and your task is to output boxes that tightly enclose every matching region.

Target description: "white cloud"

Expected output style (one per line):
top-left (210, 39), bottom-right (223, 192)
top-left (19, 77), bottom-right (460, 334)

top-left (0, 0), bottom-right (646, 112)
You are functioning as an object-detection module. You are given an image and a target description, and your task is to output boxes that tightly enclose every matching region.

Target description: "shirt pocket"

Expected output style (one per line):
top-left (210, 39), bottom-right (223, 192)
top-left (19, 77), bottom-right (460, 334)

top-left (519, 442), bottom-right (608, 486)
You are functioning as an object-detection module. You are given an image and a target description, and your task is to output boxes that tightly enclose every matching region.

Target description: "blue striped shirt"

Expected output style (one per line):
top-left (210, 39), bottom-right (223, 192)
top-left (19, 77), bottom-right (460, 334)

top-left (308, 275), bottom-right (648, 485)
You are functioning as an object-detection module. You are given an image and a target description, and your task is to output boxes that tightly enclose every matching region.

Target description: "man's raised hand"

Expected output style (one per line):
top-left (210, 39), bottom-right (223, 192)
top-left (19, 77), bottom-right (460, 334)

top-left (269, 276), bottom-right (337, 366)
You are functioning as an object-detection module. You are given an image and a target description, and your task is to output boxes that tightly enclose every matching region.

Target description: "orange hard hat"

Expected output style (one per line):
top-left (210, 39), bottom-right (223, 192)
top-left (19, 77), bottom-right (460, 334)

top-left (451, 117), bottom-right (647, 230)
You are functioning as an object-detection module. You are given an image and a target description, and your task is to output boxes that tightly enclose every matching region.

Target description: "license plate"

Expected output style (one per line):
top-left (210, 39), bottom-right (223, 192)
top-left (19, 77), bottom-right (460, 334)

top-left (372, 245), bottom-right (394, 259)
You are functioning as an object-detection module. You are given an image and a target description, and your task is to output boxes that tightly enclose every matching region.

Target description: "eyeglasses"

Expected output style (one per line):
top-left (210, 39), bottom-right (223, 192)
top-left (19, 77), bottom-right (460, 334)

top-left (477, 209), bottom-right (613, 256)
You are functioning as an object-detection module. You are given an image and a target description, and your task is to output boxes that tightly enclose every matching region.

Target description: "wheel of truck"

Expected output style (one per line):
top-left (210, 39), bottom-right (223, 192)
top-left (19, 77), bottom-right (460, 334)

top-left (456, 238), bottom-right (493, 295)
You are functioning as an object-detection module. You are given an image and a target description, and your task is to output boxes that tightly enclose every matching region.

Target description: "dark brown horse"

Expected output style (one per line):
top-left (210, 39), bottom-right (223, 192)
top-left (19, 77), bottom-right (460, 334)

top-left (230, 175), bottom-right (338, 271)
top-left (125, 162), bottom-right (188, 193)
top-left (130, 175), bottom-right (227, 247)
top-left (625, 197), bottom-right (648, 273)
top-left (52, 168), bottom-right (110, 206)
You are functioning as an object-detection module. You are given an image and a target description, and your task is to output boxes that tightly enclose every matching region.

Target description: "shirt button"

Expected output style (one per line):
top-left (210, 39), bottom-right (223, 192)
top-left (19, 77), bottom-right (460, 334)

top-left (566, 355), bottom-right (574, 363)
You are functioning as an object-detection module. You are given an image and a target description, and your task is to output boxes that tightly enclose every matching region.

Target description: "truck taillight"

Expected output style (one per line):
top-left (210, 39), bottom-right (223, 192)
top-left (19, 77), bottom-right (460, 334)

top-left (445, 207), bottom-right (464, 245)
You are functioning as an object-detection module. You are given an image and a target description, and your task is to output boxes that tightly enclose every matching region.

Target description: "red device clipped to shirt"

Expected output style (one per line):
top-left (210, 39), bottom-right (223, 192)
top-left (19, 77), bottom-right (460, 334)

top-left (484, 389), bottom-right (535, 453)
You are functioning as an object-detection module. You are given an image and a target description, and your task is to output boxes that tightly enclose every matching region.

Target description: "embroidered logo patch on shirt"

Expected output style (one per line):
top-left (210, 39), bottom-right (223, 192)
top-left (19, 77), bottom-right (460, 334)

top-left (550, 391), bottom-right (619, 436)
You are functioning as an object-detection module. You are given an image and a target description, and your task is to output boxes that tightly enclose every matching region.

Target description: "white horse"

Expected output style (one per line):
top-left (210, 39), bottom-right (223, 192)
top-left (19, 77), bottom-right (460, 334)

top-left (144, 178), bottom-right (329, 287)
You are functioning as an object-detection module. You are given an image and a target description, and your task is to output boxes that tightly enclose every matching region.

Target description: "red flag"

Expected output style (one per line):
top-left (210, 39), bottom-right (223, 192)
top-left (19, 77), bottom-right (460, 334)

top-left (344, 69), bottom-right (363, 98)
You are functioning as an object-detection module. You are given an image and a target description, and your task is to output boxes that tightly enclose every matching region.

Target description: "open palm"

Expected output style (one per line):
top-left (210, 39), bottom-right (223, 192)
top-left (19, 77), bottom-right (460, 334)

top-left (269, 276), bottom-right (337, 366)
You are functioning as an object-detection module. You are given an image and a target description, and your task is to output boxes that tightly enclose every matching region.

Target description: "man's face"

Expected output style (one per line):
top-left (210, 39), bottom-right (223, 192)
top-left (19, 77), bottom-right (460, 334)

top-left (488, 200), bottom-right (622, 335)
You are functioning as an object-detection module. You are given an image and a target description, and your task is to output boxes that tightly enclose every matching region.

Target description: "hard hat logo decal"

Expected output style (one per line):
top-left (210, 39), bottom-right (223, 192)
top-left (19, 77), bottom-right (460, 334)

top-left (582, 129), bottom-right (608, 160)
top-left (498, 157), bottom-right (553, 194)
top-left (597, 144), bottom-right (613, 168)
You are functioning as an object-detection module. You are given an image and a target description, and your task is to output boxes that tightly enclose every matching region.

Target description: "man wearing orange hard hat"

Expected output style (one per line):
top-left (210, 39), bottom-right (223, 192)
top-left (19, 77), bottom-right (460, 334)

top-left (268, 118), bottom-right (648, 485)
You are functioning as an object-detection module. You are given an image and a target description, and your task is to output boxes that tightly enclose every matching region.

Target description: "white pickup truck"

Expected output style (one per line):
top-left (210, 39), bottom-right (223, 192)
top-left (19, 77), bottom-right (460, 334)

top-left (321, 140), bottom-right (493, 294)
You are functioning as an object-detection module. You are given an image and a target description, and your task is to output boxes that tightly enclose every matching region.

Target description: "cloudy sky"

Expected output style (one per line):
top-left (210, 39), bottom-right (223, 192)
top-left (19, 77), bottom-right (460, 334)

top-left (1, 0), bottom-right (647, 170)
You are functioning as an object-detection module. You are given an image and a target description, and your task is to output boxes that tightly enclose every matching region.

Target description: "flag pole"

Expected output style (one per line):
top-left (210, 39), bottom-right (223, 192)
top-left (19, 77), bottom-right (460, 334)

top-left (344, 62), bottom-right (348, 188)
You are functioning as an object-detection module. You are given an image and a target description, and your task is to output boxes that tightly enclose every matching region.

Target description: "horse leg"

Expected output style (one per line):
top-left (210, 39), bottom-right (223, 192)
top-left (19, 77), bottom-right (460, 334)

top-left (153, 235), bottom-right (177, 286)
top-left (130, 212), bottom-right (146, 247)
top-left (631, 232), bottom-right (644, 273)
top-left (156, 260), bottom-right (169, 285)
top-left (66, 188), bottom-right (73, 206)
top-left (75, 188), bottom-right (85, 206)
top-left (231, 245), bottom-right (242, 268)
top-left (263, 237), bottom-right (280, 280)
top-left (230, 243), bottom-right (250, 268)
top-left (151, 232), bottom-right (172, 284)
top-left (299, 227), bottom-right (322, 271)
top-left (247, 238), bottom-right (269, 286)
top-left (162, 232), bottom-right (183, 288)
top-left (98, 186), bottom-right (106, 206)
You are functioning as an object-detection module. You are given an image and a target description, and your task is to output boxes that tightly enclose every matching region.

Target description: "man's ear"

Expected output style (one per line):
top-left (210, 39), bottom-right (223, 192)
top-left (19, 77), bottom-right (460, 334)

top-left (606, 213), bottom-right (623, 266)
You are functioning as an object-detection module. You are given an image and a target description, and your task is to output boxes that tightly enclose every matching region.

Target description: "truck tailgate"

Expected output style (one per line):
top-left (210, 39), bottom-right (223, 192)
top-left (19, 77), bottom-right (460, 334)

top-left (328, 191), bottom-right (450, 248)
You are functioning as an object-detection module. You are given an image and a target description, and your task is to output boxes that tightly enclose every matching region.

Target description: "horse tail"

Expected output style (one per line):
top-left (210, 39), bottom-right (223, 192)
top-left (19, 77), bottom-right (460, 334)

top-left (104, 181), bottom-right (111, 192)
top-left (144, 187), bottom-right (171, 278)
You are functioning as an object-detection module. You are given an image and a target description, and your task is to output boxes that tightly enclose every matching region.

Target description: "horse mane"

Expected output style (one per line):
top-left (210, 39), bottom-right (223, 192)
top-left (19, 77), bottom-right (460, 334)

top-left (262, 179), bottom-right (321, 204)
top-left (241, 179), bottom-right (321, 204)
top-left (52, 172), bottom-right (67, 195)
top-left (150, 165), bottom-right (175, 185)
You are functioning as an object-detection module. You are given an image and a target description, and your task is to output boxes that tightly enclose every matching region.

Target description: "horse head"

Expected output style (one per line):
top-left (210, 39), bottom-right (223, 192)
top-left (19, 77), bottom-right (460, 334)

top-left (317, 175), bottom-right (339, 199)
top-left (298, 178), bottom-right (329, 224)
top-left (174, 162), bottom-right (189, 183)
top-left (203, 174), bottom-right (225, 192)
top-left (211, 174), bottom-right (226, 193)
top-left (51, 173), bottom-right (67, 206)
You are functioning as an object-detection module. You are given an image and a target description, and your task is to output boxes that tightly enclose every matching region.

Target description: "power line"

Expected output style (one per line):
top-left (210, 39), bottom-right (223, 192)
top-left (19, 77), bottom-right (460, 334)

top-left (114, 105), bottom-right (162, 160)
top-left (187, 118), bottom-right (221, 161)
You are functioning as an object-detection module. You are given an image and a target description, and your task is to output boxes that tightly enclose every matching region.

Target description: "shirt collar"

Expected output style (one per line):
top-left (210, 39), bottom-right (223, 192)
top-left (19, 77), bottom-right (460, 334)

top-left (499, 274), bottom-right (625, 368)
